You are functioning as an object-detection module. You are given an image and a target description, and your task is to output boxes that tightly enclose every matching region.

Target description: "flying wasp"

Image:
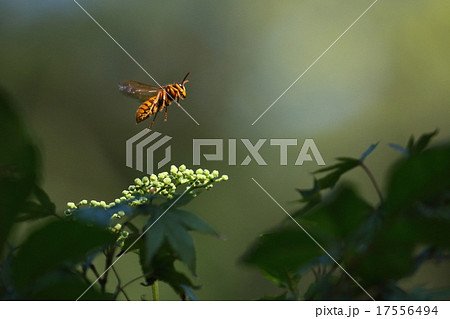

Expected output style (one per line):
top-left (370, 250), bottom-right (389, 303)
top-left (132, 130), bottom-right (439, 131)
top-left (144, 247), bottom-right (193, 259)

top-left (118, 72), bottom-right (190, 128)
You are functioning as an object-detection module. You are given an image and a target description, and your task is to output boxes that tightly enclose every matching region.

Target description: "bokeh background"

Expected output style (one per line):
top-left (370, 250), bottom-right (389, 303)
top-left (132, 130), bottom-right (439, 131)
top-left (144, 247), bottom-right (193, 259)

top-left (1, 0), bottom-right (449, 300)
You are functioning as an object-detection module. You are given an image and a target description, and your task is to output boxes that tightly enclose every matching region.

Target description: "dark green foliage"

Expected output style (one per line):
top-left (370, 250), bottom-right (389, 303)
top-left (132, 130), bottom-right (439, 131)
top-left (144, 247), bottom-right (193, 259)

top-left (0, 88), bottom-right (40, 257)
top-left (243, 130), bottom-right (450, 300)
top-left (386, 145), bottom-right (450, 214)
top-left (12, 220), bottom-right (116, 292)
top-left (142, 208), bottom-right (218, 274)
top-left (314, 157), bottom-right (360, 189)
top-left (16, 184), bottom-right (57, 222)
top-left (0, 87), bottom-right (225, 300)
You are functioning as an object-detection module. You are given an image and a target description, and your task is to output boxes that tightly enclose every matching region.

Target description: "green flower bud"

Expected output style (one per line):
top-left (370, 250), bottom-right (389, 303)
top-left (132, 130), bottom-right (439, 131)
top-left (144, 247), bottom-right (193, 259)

top-left (90, 200), bottom-right (99, 206)
top-left (195, 168), bottom-right (203, 174)
top-left (163, 177), bottom-right (171, 184)
top-left (221, 175), bottom-right (229, 181)
top-left (115, 198), bottom-right (121, 204)
top-left (196, 174), bottom-right (206, 180)
top-left (150, 174), bottom-right (158, 181)
top-left (158, 172), bottom-right (168, 179)
top-left (67, 202), bottom-right (77, 209)
top-left (142, 176), bottom-right (150, 185)
top-left (134, 178), bottom-right (143, 186)
top-left (170, 165), bottom-right (178, 174)
top-left (179, 164), bottom-right (186, 172)
top-left (114, 224), bottom-right (122, 231)
top-left (212, 170), bottom-right (219, 178)
top-left (118, 211), bottom-right (125, 217)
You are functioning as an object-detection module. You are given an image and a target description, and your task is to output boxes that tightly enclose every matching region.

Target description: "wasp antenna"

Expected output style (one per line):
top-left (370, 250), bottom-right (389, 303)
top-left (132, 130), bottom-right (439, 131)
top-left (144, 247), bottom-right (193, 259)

top-left (182, 72), bottom-right (190, 84)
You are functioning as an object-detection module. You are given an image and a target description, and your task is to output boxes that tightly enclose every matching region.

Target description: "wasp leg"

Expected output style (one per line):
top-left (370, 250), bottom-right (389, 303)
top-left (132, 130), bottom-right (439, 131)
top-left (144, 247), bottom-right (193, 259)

top-left (164, 107), bottom-right (168, 122)
top-left (149, 110), bottom-right (158, 129)
top-left (173, 96), bottom-right (181, 107)
top-left (149, 102), bottom-right (161, 129)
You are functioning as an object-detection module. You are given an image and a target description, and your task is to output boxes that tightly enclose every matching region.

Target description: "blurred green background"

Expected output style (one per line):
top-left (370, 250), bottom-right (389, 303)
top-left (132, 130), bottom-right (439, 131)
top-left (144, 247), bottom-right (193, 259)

top-left (1, 0), bottom-right (449, 300)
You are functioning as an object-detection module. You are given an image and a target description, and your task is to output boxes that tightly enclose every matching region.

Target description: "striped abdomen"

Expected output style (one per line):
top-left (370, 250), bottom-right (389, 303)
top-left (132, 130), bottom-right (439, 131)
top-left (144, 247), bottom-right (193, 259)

top-left (135, 83), bottom-right (187, 124)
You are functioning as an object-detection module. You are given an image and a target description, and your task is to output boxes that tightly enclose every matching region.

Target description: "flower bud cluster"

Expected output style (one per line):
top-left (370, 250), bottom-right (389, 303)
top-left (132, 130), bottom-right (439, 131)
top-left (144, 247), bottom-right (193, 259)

top-left (64, 165), bottom-right (228, 240)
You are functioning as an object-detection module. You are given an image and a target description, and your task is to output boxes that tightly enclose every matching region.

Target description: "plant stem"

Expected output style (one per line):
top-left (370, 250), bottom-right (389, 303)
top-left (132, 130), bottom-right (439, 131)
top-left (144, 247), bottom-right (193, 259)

top-left (121, 274), bottom-right (147, 290)
top-left (152, 281), bottom-right (160, 301)
top-left (111, 265), bottom-right (130, 301)
top-left (359, 162), bottom-right (384, 204)
top-left (101, 245), bottom-right (116, 293)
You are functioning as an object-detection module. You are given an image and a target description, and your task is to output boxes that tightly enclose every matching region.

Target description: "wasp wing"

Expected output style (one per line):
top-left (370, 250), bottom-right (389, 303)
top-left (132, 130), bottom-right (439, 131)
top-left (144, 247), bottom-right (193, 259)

top-left (118, 80), bottom-right (161, 101)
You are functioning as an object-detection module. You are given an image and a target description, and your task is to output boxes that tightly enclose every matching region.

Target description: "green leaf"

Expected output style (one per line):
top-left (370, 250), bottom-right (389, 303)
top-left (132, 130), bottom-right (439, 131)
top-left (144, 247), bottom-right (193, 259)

top-left (386, 145), bottom-right (450, 214)
top-left (297, 179), bottom-right (321, 203)
top-left (241, 228), bottom-right (322, 285)
top-left (293, 179), bottom-right (322, 217)
top-left (143, 210), bottom-right (166, 265)
top-left (27, 270), bottom-right (112, 300)
top-left (356, 214), bottom-right (450, 291)
top-left (409, 217), bottom-right (450, 248)
top-left (408, 129), bottom-right (439, 157)
top-left (117, 232), bottom-right (144, 256)
top-left (16, 185), bottom-right (56, 222)
top-left (392, 130), bottom-right (439, 159)
top-left (314, 157), bottom-right (360, 189)
top-left (354, 223), bottom-right (416, 285)
top-left (0, 244), bottom-right (15, 299)
top-left (305, 185), bottom-right (371, 243)
top-left (0, 87), bottom-right (39, 255)
top-left (243, 186), bottom-right (371, 288)
top-left (143, 208), bottom-right (217, 275)
top-left (161, 192), bottom-right (196, 209)
top-left (360, 142), bottom-right (379, 162)
top-left (165, 214), bottom-right (196, 274)
top-left (389, 143), bottom-right (409, 157)
top-left (180, 284), bottom-right (198, 301)
top-left (33, 184), bottom-right (56, 215)
top-left (12, 220), bottom-right (116, 290)
top-left (139, 207), bottom-right (220, 298)
top-left (139, 245), bottom-right (196, 299)
top-left (175, 209), bottom-right (219, 236)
